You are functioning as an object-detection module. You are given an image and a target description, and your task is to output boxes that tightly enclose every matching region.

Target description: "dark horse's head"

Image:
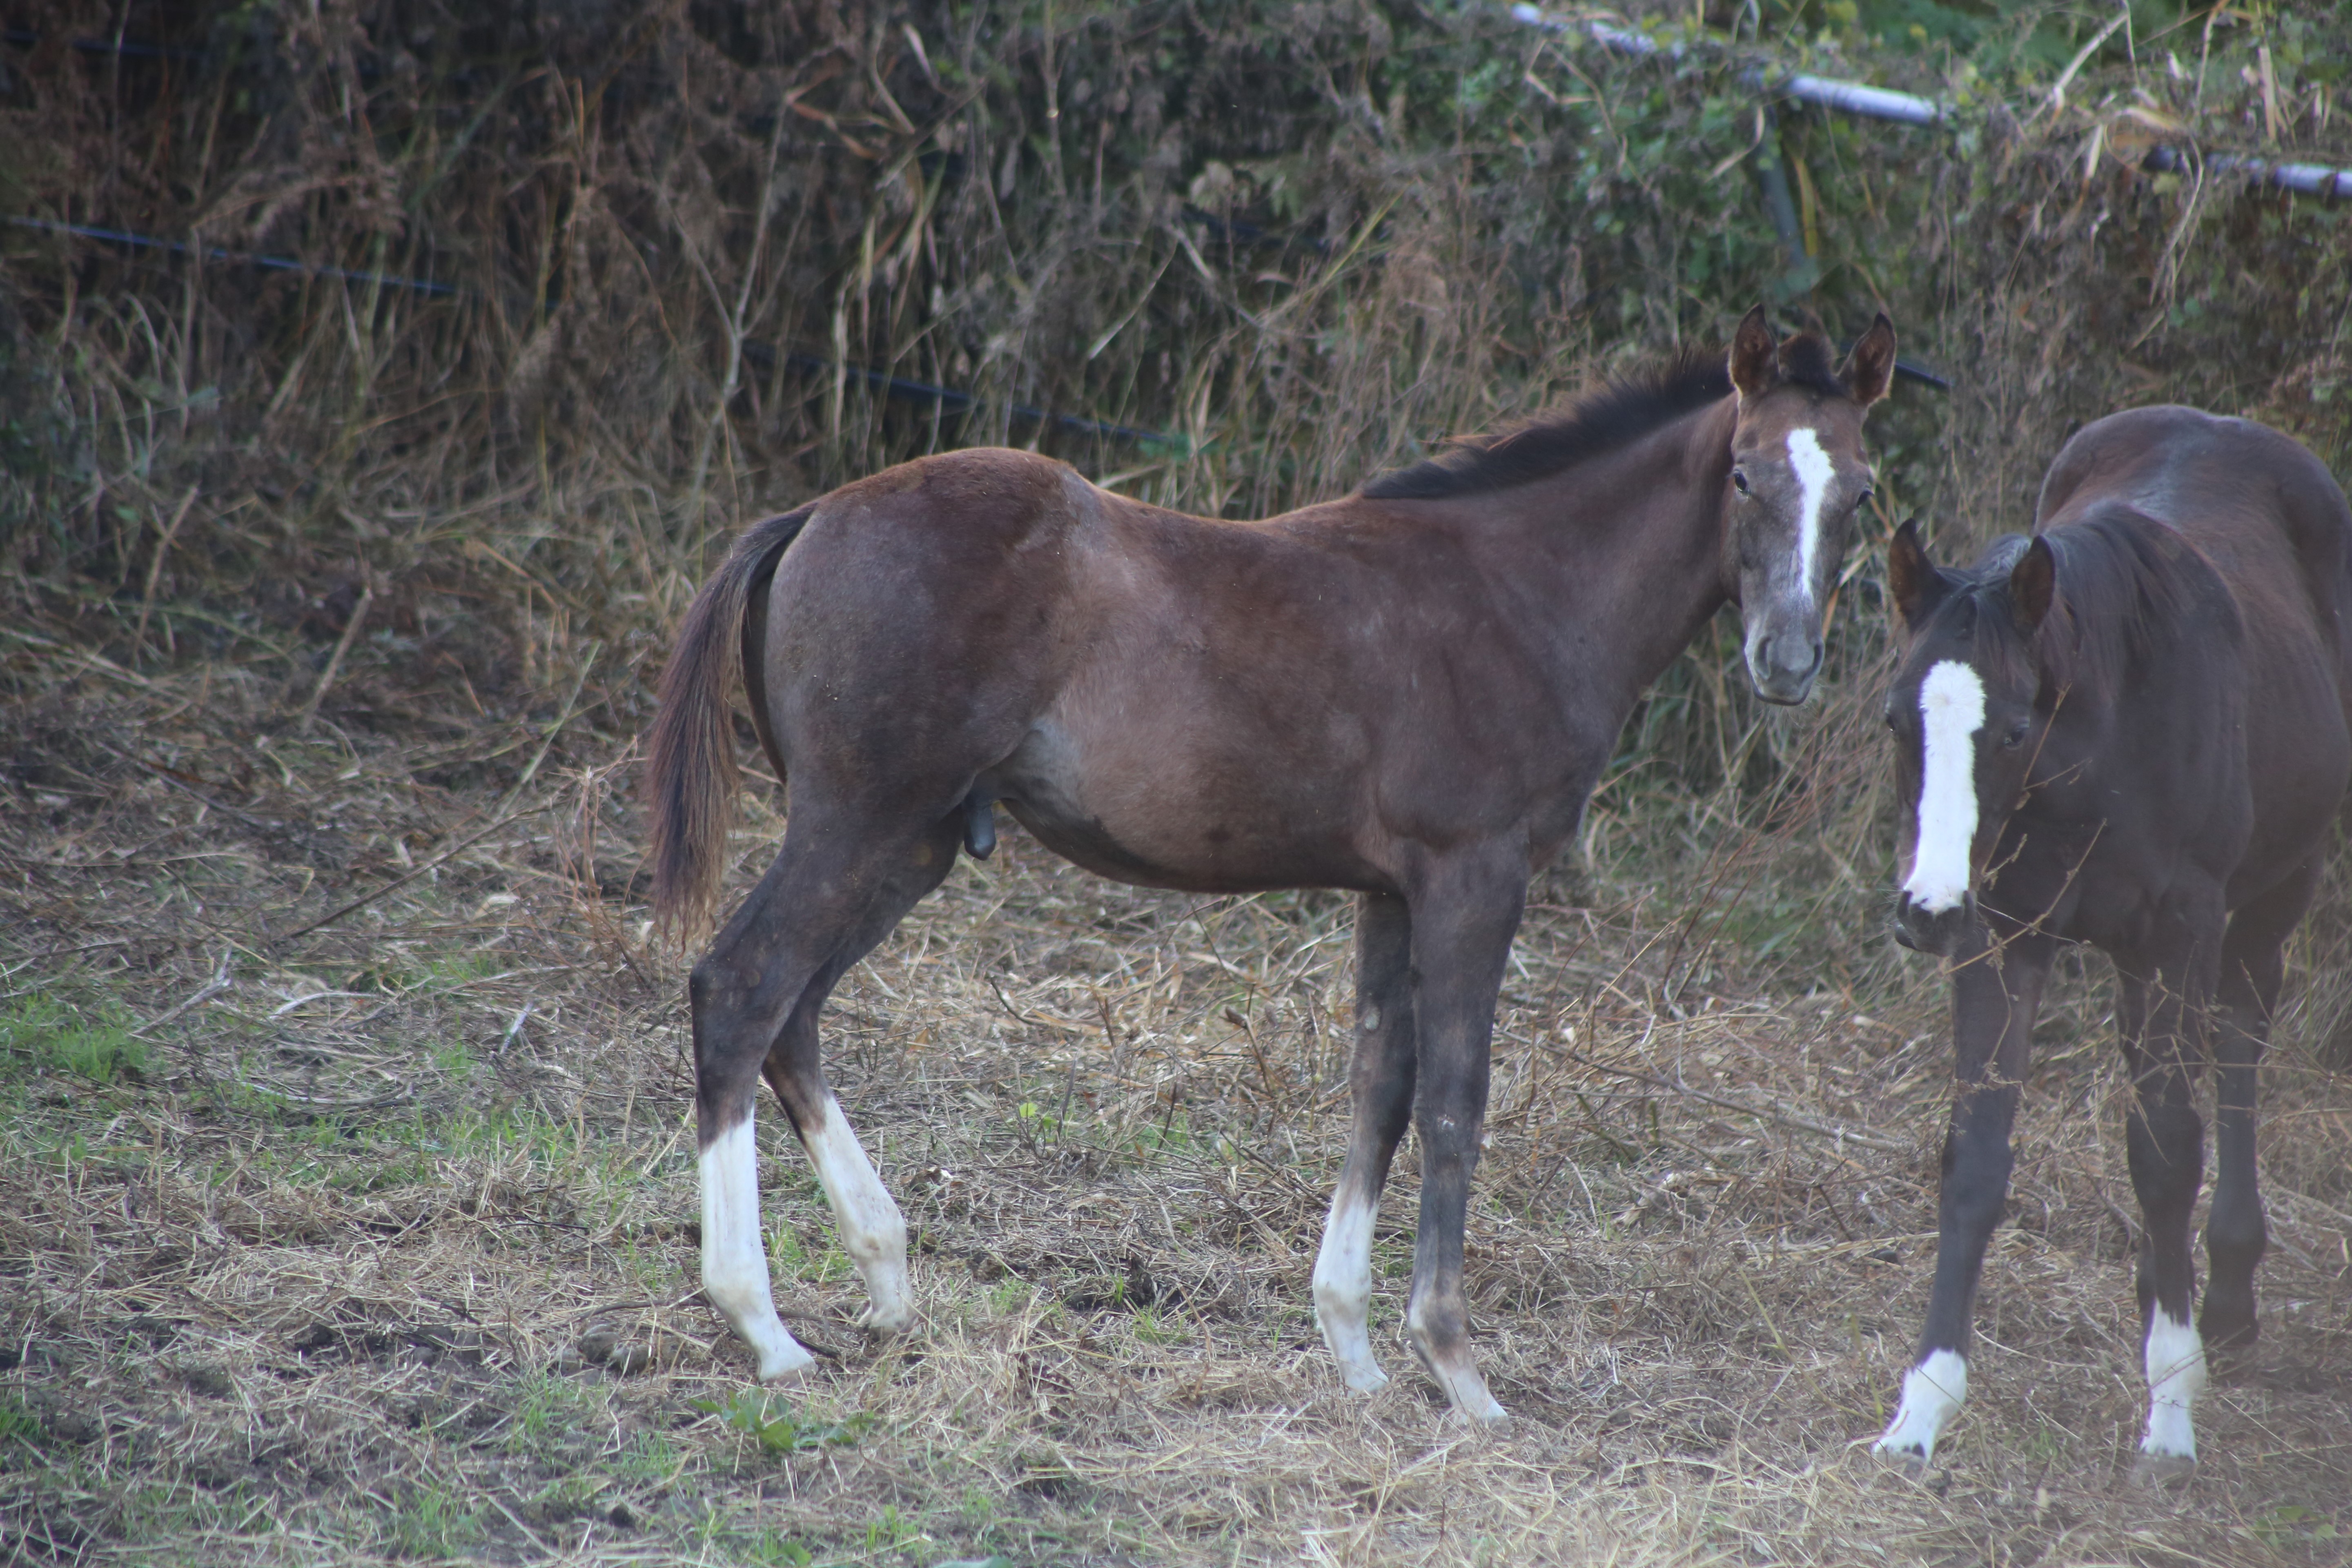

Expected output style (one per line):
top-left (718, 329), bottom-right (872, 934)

top-left (1880, 522), bottom-right (2058, 955)
top-left (1724, 306), bottom-right (1898, 704)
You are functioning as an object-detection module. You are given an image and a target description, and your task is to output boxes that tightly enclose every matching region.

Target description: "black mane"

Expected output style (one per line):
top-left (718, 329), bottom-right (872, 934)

top-left (1360, 334), bottom-right (1847, 502)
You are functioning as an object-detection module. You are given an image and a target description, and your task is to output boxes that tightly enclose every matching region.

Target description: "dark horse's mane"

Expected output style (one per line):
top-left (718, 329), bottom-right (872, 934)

top-left (1965, 510), bottom-right (2236, 703)
top-left (1361, 332), bottom-right (1848, 502)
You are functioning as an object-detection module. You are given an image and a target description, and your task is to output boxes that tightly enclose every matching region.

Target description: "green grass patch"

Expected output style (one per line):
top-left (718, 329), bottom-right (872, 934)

top-left (503, 1368), bottom-right (606, 1458)
top-left (691, 1389), bottom-right (877, 1456)
top-left (0, 996), bottom-right (147, 1083)
top-left (382, 1485), bottom-right (482, 1560)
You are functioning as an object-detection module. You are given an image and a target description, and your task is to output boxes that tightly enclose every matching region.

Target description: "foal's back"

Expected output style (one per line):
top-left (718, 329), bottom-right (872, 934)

top-left (2036, 405), bottom-right (2352, 661)
top-left (2035, 405), bottom-right (2352, 889)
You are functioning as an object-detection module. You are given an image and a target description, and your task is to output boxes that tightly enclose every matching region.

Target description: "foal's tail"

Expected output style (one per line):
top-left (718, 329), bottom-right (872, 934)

top-left (645, 503), bottom-right (815, 939)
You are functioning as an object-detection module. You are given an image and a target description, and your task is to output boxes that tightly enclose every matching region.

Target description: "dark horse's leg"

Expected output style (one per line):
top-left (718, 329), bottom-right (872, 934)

top-left (2118, 883), bottom-right (2224, 1487)
top-left (694, 805), bottom-right (964, 1377)
top-left (1876, 927), bottom-right (2051, 1470)
top-left (1310, 892), bottom-right (1417, 1394)
top-left (1400, 846), bottom-right (1526, 1425)
top-left (2201, 861), bottom-right (2312, 1359)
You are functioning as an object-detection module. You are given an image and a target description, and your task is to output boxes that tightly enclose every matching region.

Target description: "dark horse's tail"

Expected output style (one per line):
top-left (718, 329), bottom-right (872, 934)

top-left (645, 503), bottom-right (816, 938)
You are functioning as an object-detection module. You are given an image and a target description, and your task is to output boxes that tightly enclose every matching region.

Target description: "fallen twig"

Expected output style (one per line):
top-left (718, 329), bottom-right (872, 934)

top-left (132, 484), bottom-right (200, 664)
top-left (1553, 1047), bottom-right (1908, 1154)
top-left (273, 803), bottom-right (548, 946)
top-left (295, 581), bottom-right (373, 730)
top-left (134, 950), bottom-right (234, 1038)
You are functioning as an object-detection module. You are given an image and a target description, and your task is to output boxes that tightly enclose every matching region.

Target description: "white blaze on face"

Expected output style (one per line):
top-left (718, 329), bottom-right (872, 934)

top-left (1902, 660), bottom-right (1987, 915)
top-left (1311, 1188), bottom-right (1388, 1394)
top-left (2140, 1310), bottom-right (2207, 1460)
top-left (699, 1111), bottom-right (815, 1381)
top-left (1785, 425), bottom-right (1835, 606)
top-left (799, 1094), bottom-right (913, 1334)
top-left (1875, 1348), bottom-right (1969, 1464)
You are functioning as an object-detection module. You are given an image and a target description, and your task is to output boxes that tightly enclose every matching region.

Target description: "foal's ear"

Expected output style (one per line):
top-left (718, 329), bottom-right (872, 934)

top-left (1886, 519), bottom-right (1946, 630)
top-left (1729, 305), bottom-right (1778, 401)
top-left (1842, 313), bottom-right (1898, 410)
top-left (2009, 536), bottom-right (2057, 635)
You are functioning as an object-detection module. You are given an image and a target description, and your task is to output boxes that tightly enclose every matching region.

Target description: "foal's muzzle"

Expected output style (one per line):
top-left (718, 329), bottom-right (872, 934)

top-left (1891, 892), bottom-right (1976, 956)
top-left (1748, 633), bottom-right (1826, 706)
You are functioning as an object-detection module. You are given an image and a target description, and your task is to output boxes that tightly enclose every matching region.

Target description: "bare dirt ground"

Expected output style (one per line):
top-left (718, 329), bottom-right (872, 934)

top-left (3, 648), bottom-right (2349, 1567)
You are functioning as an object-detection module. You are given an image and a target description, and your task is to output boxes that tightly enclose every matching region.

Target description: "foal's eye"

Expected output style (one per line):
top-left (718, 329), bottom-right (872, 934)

top-left (2001, 720), bottom-right (2030, 749)
top-left (1731, 469), bottom-right (1751, 496)
top-left (1857, 487), bottom-right (1875, 508)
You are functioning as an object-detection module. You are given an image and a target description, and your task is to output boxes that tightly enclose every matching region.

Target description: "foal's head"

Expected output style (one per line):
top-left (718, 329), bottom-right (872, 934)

top-left (1724, 306), bottom-right (1898, 705)
top-left (1881, 523), bottom-right (2057, 955)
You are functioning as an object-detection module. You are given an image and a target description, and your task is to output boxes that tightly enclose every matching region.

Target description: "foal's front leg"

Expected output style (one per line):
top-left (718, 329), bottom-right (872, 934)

top-left (2119, 902), bottom-right (2223, 1488)
top-left (1400, 851), bottom-right (1526, 1426)
top-left (1311, 892), bottom-right (1417, 1393)
top-left (1876, 928), bottom-right (2050, 1470)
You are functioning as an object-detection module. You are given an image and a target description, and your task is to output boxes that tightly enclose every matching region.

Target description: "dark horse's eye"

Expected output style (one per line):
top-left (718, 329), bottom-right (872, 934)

top-left (2002, 719), bottom-right (2030, 749)
top-left (1731, 469), bottom-right (1751, 495)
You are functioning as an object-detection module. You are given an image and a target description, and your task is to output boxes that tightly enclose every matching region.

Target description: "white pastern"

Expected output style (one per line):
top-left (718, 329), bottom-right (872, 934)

top-left (1901, 660), bottom-right (1987, 915)
top-left (699, 1113), bottom-right (815, 1380)
top-left (2140, 1311), bottom-right (2207, 1460)
top-left (1311, 1189), bottom-right (1388, 1393)
top-left (801, 1095), bottom-right (914, 1334)
top-left (1875, 1348), bottom-right (1969, 1464)
top-left (1784, 425), bottom-right (1835, 605)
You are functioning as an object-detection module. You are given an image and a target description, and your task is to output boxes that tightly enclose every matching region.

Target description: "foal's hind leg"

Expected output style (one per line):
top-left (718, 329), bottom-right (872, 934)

top-left (693, 811), bottom-right (959, 1376)
top-left (757, 814), bottom-right (963, 1335)
top-left (2116, 887), bottom-right (2223, 1487)
top-left (1312, 892), bottom-right (1417, 1394)
top-left (2202, 861), bottom-right (2313, 1359)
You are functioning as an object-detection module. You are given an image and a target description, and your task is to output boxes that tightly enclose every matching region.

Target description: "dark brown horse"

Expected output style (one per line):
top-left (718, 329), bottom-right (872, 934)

top-left (1875, 407), bottom-right (2352, 1481)
top-left (647, 307), bottom-right (1897, 1423)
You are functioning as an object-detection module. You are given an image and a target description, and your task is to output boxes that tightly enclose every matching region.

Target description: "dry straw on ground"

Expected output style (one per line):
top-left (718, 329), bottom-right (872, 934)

top-left (2, 626), bottom-right (2347, 1566)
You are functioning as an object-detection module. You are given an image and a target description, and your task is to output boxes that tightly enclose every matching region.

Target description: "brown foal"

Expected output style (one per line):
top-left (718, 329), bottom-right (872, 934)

top-left (646, 306), bottom-right (1896, 1423)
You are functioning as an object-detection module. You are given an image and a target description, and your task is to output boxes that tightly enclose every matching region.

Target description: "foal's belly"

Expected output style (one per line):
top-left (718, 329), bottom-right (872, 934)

top-left (979, 717), bottom-right (1384, 895)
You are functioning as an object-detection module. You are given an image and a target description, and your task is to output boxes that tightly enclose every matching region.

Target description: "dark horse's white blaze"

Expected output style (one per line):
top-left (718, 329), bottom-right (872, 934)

top-left (1899, 660), bottom-right (1985, 919)
top-left (1875, 408), bottom-right (2352, 1485)
top-left (647, 308), bottom-right (1895, 1422)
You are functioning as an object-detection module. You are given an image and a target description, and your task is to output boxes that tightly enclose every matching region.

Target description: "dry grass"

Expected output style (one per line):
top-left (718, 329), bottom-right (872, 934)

top-left (5, 6), bottom-right (2352, 1563)
top-left (3, 634), bottom-right (2347, 1568)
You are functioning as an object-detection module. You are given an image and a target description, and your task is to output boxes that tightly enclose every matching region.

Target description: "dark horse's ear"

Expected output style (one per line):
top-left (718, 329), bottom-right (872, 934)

top-left (2009, 536), bottom-right (2057, 635)
top-left (1841, 313), bottom-right (1897, 410)
top-left (1729, 305), bottom-right (1778, 401)
top-left (1887, 519), bottom-right (1947, 630)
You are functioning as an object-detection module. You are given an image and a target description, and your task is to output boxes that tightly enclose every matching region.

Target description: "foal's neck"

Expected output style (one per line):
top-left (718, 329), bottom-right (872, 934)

top-left (1540, 393), bottom-right (1740, 699)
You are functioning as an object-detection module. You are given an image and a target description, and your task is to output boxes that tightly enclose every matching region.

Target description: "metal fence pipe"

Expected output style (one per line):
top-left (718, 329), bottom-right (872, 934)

top-left (1510, 3), bottom-right (2348, 196)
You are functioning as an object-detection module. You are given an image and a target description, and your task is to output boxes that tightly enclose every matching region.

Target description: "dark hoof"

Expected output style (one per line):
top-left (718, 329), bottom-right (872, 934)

top-left (1874, 1445), bottom-right (1930, 1479)
top-left (2129, 1452), bottom-right (2196, 1490)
